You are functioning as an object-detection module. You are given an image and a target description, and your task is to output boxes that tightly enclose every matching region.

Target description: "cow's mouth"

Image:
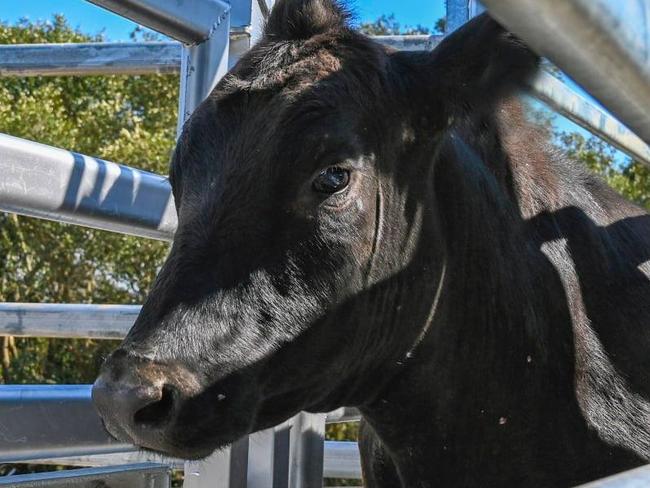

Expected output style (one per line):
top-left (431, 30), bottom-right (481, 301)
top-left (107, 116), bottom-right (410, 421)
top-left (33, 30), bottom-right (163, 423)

top-left (96, 383), bottom-right (261, 459)
top-left (92, 350), bottom-right (263, 459)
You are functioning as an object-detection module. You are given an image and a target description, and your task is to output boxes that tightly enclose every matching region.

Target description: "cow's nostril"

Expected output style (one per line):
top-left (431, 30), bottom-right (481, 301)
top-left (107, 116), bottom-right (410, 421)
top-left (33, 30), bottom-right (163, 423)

top-left (133, 384), bottom-right (177, 427)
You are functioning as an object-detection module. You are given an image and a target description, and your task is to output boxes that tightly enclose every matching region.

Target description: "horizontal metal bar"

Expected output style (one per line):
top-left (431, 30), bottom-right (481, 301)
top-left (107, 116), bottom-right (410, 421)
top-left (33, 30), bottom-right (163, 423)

top-left (0, 463), bottom-right (170, 487)
top-left (86, 0), bottom-right (229, 44)
top-left (28, 452), bottom-right (184, 470)
top-left (324, 407), bottom-right (362, 424)
top-left (0, 133), bottom-right (177, 241)
top-left (30, 442), bottom-right (362, 480)
top-left (0, 385), bottom-right (132, 462)
top-left (530, 72), bottom-right (650, 165)
top-left (0, 36), bottom-right (251, 78)
top-left (323, 441), bottom-right (362, 480)
top-left (0, 42), bottom-right (180, 77)
top-left (0, 303), bottom-right (139, 339)
top-left (576, 465), bottom-right (650, 487)
top-left (373, 35), bottom-right (442, 51)
top-left (481, 0), bottom-right (650, 145)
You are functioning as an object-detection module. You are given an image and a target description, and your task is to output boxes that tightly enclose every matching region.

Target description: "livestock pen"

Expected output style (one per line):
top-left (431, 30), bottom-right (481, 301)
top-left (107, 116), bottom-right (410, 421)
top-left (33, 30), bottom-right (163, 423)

top-left (0, 0), bottom-right (649, 486)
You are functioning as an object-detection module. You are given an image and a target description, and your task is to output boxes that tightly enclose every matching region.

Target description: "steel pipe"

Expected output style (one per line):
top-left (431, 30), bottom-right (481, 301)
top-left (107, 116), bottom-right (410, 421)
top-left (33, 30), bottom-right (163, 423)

top-left (481, 0), bottom-right (650, 144)
top-left (0, 37), bottom-right (250, 78)
top-left (0, 133), bottom-right (177, 241)
top-left (325, 407), bottom-right (362, 424)
top-left (0, 464), bottom-right (170, 488)
top-left (29, 452), bottom-right (184, 470)
top-left (0, 385), bottom-right (131, 462)
top-left (530, 72), bottom-right (650, 166)
top-left (23, 442), bottom-right (364, 480)
top-left (86, 0), bottom-right (228, 45)
top-left (0, 303), bottom-right (139, 339)
top-left (374, 35), bottom-right (442, 51)
top-left (323, 441), bottom-right (362, 480)
top-left (178, 4), bottom-right (231, 127)
top-left (0, 42), bottom-right (180, 77)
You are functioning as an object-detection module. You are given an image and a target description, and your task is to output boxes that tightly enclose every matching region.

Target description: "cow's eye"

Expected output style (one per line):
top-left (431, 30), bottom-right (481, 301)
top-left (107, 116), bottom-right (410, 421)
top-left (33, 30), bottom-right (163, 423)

top-left (312, 167), bottom-right (350, 194)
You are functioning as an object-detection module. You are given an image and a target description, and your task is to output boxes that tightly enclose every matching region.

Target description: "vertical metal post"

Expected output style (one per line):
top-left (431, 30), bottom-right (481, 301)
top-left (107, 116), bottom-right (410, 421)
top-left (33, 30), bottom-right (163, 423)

top-left (288, 413), bottom-right (326, 488)
top-left (469, 0), bottom-right (485, 17)
top-left (183, 438), bottom-right (249, 488)
top-left (177, 0), bottom-right (231, 132)
top-left (246, 428), bottom-right (276, 487)
top-left (445, 0), bottom-right (470, 33)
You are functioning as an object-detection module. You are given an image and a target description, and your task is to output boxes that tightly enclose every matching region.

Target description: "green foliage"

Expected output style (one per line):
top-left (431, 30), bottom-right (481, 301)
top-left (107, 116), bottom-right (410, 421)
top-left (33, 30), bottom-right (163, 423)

top-left (558, 132), bottom-right (650, 210)
top-left (0, 17), bottom-right (178, 384)
top-left (434, 17), bottom-right (447, 34)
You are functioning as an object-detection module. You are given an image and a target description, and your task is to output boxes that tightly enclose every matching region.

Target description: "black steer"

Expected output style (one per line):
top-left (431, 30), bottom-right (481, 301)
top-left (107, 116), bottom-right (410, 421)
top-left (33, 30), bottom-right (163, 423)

top-left (93, 1), bottom-right (650, 486)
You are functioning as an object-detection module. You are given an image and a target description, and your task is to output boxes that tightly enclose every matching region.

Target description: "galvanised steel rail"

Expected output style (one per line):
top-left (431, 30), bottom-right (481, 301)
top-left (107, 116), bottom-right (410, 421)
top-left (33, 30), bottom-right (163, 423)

top-left (530, 72), bottom-right (650, 166)
top-left (86, 0), bottom-right (226, 45)
top-left (0, 385), bottom-right (130, 462)
top-left (0, 33), bottom-right (252, 78)
top-left (30, 442), bottom-right (363, 480)
top-left (0, 42), bottom-right (181, 77)
top-left (0, 303), bottom-right (140, 339)
top-left (0, 133), bottom-right (177, 241)
top-left (481, 0), bottom-right (650, 145)
top-left (0, 464), bottom-right (171, 487)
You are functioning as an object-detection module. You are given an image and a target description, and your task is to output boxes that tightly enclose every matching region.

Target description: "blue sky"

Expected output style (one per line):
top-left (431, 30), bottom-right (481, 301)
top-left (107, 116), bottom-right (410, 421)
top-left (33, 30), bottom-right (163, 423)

top-left (1, 0), bottom-right (447, 41)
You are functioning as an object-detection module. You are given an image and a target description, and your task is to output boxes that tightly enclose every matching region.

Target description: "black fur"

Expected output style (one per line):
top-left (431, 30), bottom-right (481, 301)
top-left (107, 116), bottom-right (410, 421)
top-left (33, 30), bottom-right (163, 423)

top-left (93, 2), bottom-right (650, 486)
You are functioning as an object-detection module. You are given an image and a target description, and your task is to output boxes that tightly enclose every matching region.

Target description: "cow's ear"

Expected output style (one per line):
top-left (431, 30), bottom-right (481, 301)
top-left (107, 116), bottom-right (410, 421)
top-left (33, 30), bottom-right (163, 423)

top-left (430, 13), bottom-right (540, 106)
top-left (265, 0), bottom-right (350, 40)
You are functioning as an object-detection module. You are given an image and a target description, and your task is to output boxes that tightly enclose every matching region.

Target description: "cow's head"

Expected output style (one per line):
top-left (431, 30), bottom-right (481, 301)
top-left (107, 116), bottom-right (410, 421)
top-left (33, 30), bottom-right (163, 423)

top-left (92, 0), bottom-right (537, 458)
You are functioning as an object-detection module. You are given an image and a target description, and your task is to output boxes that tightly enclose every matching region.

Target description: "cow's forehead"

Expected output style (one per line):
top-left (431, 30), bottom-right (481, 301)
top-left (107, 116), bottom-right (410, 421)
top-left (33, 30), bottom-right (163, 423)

top-left (218, 39), bottom-right (347, 99)
top-left (172, 34), bottom-right (383, 216)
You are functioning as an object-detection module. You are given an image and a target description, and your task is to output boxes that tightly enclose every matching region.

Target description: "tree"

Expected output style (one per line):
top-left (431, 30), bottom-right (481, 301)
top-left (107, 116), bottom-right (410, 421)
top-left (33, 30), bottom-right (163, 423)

top-left (435, 17), bottom-right (447, 34)
top-left (558, 132), bottom-right (650, 209)
top-left (0, 16), bottom-right (178, 384)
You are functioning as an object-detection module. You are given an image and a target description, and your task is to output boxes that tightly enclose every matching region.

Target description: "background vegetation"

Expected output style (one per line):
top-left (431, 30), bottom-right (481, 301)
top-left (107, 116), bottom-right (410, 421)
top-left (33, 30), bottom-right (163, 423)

top-left (0, 13), bottom-right (648, 486)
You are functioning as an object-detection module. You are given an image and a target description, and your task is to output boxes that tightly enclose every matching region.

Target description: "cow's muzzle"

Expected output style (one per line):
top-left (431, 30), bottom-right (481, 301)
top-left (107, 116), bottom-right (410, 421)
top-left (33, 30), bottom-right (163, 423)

top-left (92, 348), bottom-right (202, 453)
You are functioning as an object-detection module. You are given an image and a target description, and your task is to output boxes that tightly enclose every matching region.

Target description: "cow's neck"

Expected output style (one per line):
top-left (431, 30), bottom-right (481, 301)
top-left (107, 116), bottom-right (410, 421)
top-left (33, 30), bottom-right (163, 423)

top-left (360, 110), bottom-right (646, 486)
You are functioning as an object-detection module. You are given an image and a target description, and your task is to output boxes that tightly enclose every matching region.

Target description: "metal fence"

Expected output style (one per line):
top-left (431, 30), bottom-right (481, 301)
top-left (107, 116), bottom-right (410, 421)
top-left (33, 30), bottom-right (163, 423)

top-left (0, 0), bottom-right (648, 486)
